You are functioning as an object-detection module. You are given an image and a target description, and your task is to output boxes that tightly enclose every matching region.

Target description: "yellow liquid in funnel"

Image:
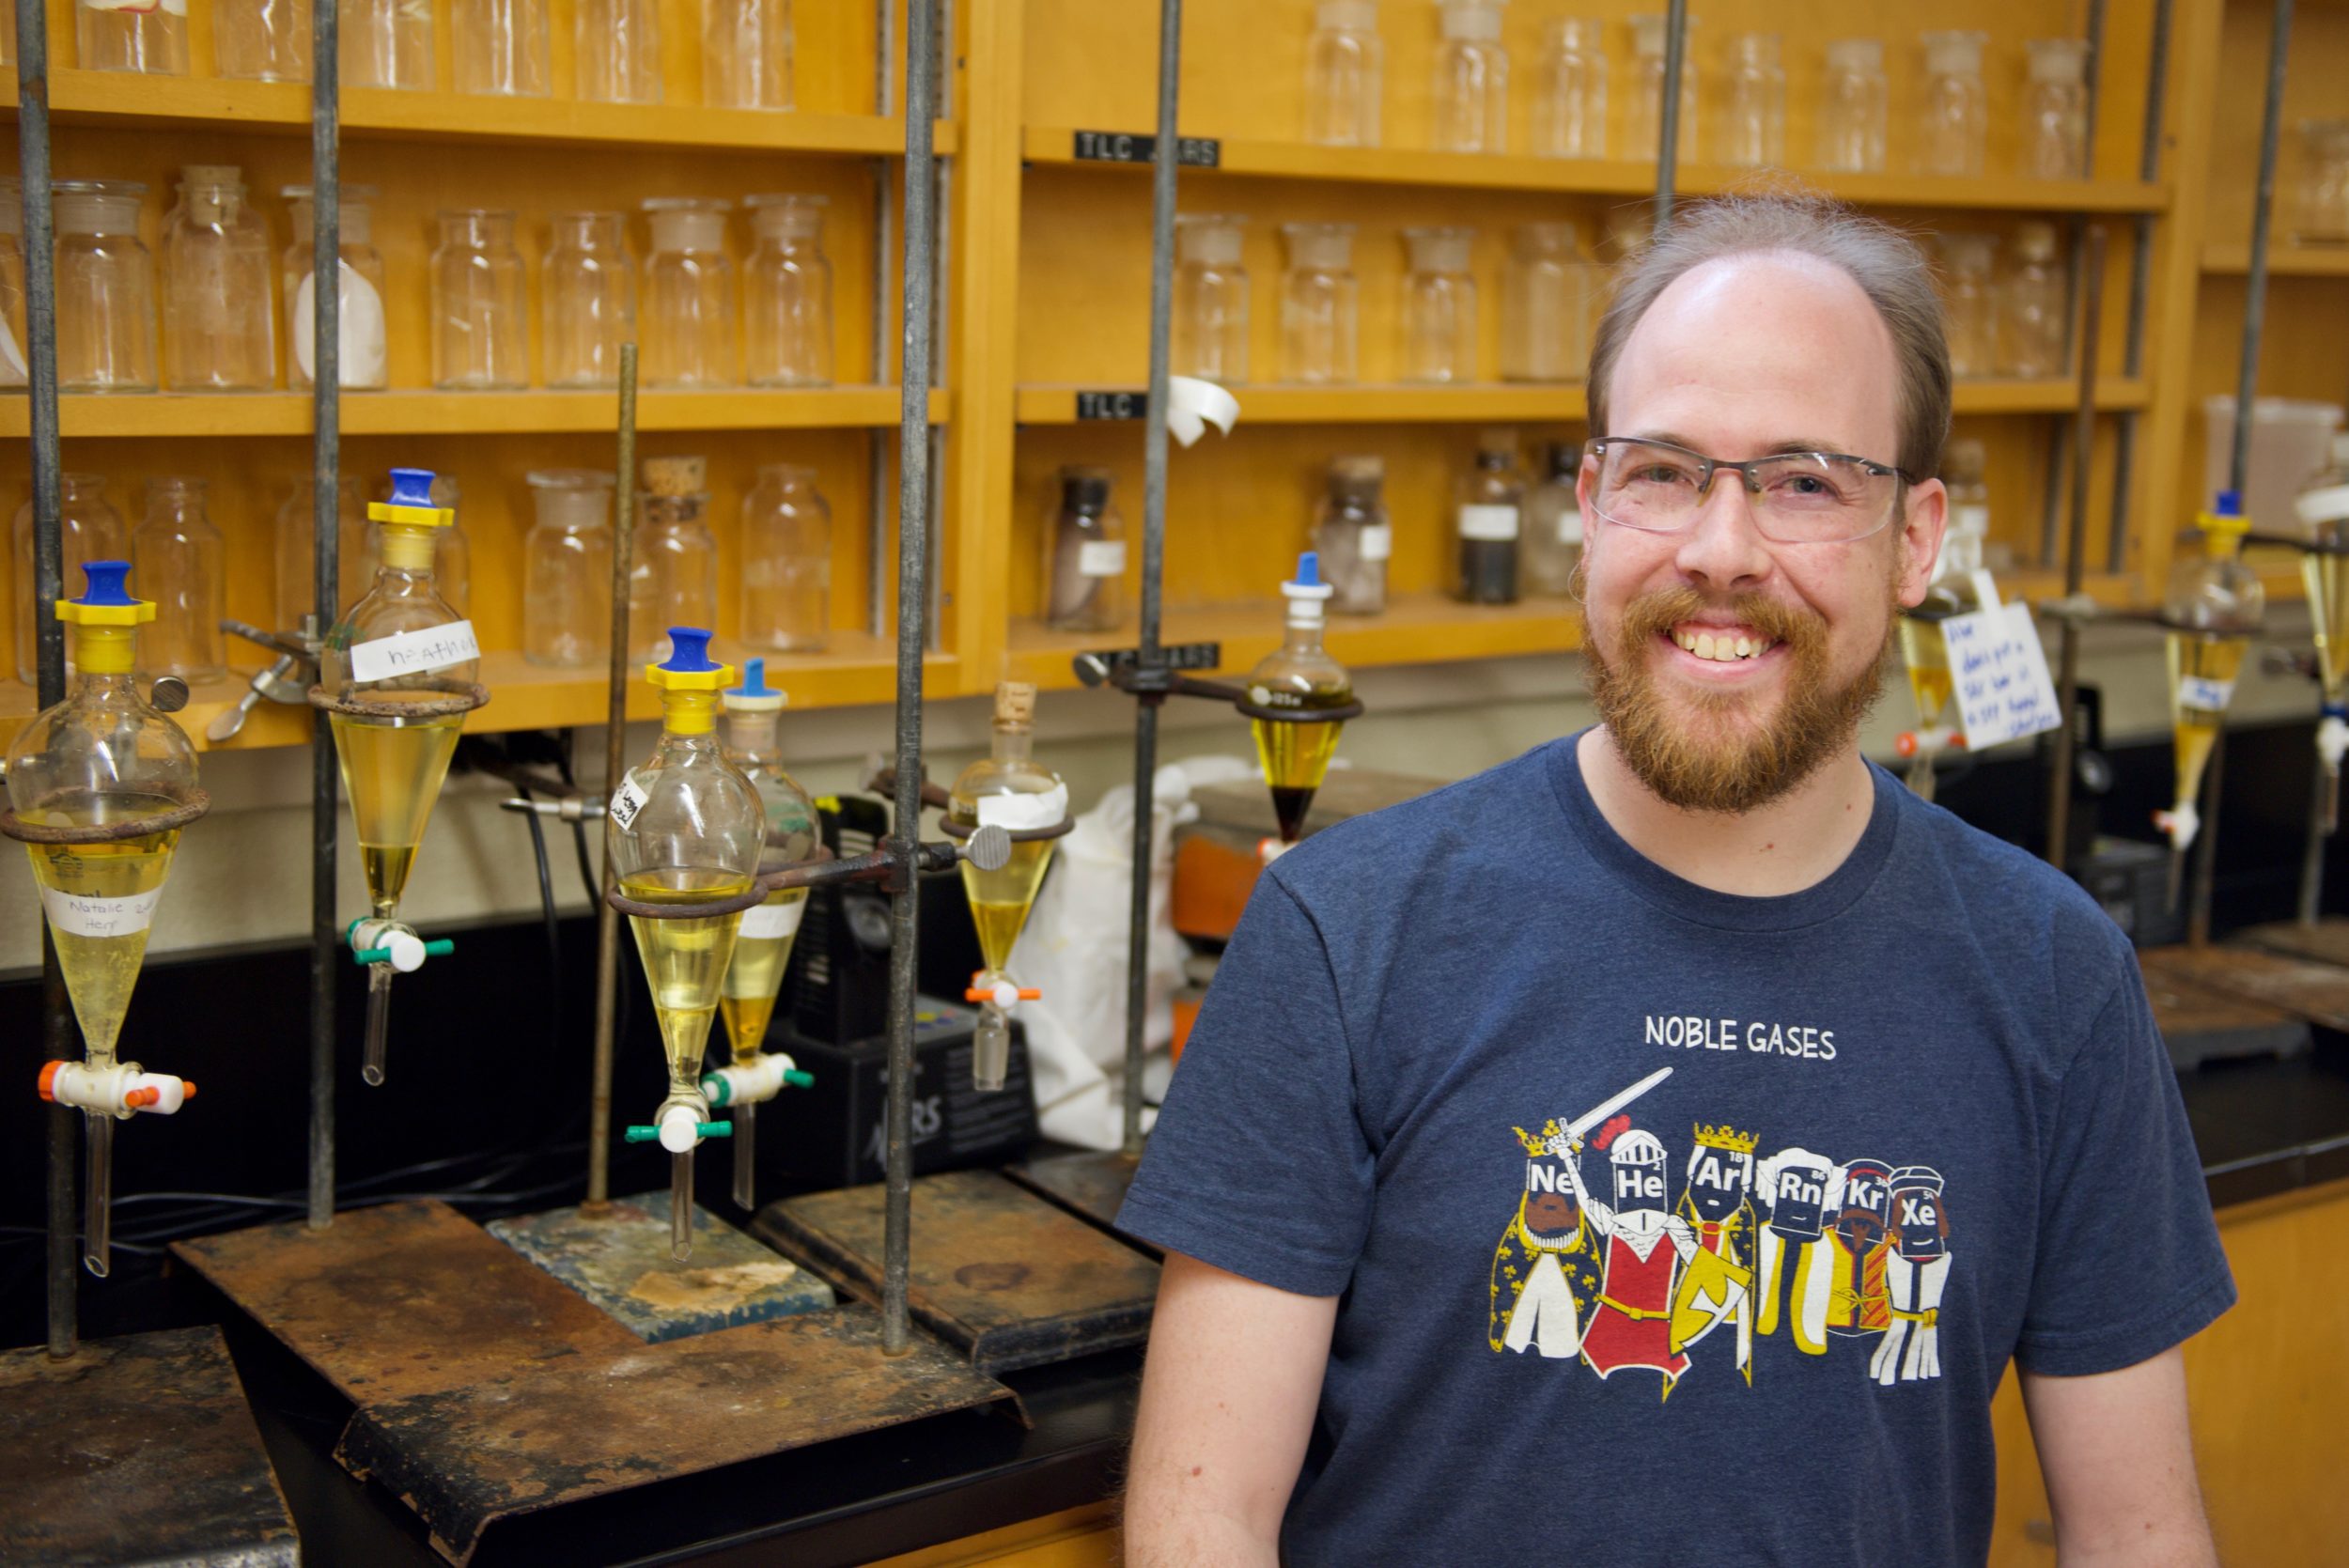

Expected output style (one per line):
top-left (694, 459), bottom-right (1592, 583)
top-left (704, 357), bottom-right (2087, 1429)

top-left (331, 706), bottom-right (464, 915)
top-left (959, 838), bottom-right (1054, 972)
top-left (719, 888), bottom-right (807, 1063)
top-left (1252, 714), bottom-right (1346, 842)
top-left (2168, 633), bottom-right (2248, 811)
top-left (1898, 618), bottom-right (1954, 729)
top-left (2305, 552), bottom-right (2349, 705)
top-left (623, 868), bottom-right (753, 1081)
top-left (23, 797), bottom-right (179, 1064)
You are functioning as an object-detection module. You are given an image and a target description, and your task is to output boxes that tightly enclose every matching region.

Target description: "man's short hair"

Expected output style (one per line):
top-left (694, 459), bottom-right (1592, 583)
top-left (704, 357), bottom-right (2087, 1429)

top-left (1586, 194), bottom-right (1953, 481)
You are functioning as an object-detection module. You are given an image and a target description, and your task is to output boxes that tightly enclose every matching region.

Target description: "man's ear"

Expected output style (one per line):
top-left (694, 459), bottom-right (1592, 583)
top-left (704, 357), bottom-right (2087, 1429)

top-left (1895, 478), bottom-right (1948, 608)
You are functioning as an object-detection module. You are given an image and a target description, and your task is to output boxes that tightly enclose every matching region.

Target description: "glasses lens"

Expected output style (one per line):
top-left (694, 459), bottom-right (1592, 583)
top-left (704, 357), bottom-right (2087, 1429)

top-left (1595, 441), bottom-right (1706, 530)
top-left (1751, 455), bottom-right (1889, 540)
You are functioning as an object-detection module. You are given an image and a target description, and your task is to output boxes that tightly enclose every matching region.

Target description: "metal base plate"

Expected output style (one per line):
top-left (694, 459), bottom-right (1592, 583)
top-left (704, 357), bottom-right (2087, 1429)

top-left (2237, 916), bottom-right (2349, 972)
top-left (756, 1168), bottom-right (1159, 1374)
top-left (1004, 1149), bottom-right (1151, 1249)
top-left (2139, 949), bottom-right (2317, 1067)
top-left (0, 1325), bottom-right (300, 1566)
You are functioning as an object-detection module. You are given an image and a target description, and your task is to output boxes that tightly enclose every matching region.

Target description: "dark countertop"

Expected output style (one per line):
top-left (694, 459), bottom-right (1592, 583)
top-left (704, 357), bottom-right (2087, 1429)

top-left (2178, 1034), bottom-right (2349, 1209)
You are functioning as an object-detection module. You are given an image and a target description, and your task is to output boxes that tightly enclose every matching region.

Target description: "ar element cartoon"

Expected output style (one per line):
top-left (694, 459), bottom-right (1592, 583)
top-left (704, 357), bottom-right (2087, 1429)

top-left (1870, 1165), bottom-right (1952, 1385)
top-left (1754, 1146), bottom-right (1841, 1356)
top-left (1671, 1124), bottom-right (1759, 1381)
top-left (1489, 1121), bottom-right (1600, 1358)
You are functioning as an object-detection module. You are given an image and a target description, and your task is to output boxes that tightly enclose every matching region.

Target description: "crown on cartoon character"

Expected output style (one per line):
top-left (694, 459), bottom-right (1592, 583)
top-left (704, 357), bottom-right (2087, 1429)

top-left (1514, 1119), bottom-right (1563, 1156)
top-left (1693, 1123), bottom-right (1759, 1154)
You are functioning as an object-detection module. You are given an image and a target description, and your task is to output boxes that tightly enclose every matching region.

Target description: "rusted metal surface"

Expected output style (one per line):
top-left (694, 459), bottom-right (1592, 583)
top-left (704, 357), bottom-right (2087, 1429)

top-left (0, 1325), bottom-right (300, 1566)
top-left (2238, 917), bottom-right (2349, 973)
top-left (334, 1303), bottom-right (1017, 1565)
top-left (2139, 951), bottom-right (2313, 1067)
top-left (2146, 943), bottom-right (2349, 1033)
top-left (1005, 1149), bottom-right (1154, 1250)
top-left (174, 1199), bottom-right (643, 1403)
top-left (757, 1169), bottom-right (1159, 1374)
top-left (489, 1192), bottom-right (835, 1344)
top-left (0, 788), bottom-right (210, 843)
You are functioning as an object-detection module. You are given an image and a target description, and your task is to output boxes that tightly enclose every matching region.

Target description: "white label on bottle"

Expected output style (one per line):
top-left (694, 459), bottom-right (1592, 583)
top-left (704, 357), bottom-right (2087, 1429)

top-left (39, 885), bottom-right (163, 939)
top-left (1078, 540), bottom-right (1127, 578)
top-left (740, 896), bottom-right (807, 939)
top-left (2296, 485), bottom-right (2349, 528)
top-left (1557, 507), bottom-right (1584, 545)
top-left (1954, 505), bottom-right (1991, 536)
top-left (608, 774), bottom-right (651, 832)
top-left (1458, 504), bottom-right (1520, 541)
top-left (2179, 675), bottom-right (2235, 713)
top-left (348, 620), bottom-right (479, 684)
top-left (976, 783), bottom-right (1069, 831)
top-left (1357, 523), bottom-right (1393, 562)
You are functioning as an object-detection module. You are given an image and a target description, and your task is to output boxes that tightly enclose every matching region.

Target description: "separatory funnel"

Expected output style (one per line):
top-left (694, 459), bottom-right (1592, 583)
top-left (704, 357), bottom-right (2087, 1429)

top-left (319, 467), bottom-right (485, 1087)
top-left (2157, 491), bottom-right (2265, 883)
top-left (6, 562), bottom-right (207, 1278)
top-left (608, 628), bottom-right (765, 1260)
top-left (1243, 553), bottom-right (1357, 847)
top-left (948, 682), bottom-right (1069, 1092)
top-left (1895, 502), bottom-right (1994, 801)
top-left (704, 658), bottom-right (819, 1209)
top-left (2295, 439), bottom-right (2349, 831)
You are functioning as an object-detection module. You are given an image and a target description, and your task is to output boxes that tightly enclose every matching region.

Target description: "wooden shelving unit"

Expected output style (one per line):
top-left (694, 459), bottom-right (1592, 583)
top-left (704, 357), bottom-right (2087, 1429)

top-left (0, 388), bottom-right (949, 439)
top-left (2201, 243), bottom-right (2349, 277)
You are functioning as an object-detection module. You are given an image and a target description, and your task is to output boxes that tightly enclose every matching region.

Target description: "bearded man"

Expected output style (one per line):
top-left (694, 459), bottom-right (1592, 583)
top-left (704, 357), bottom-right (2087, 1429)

top-left (1116, 194), bottom-right (2232, 1567)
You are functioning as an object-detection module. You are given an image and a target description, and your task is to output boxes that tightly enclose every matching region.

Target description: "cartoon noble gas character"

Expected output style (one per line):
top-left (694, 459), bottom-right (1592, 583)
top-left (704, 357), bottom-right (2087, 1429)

top-left (1870, 1165), bottom-right (1952, 1385)
top-left (1670, 1124), bottom-right (1759, 1381)
top-left (1490, 1121), bottom-right (1601, 1358)
top-left (1564, 1125), bottom-right (1698, 1390)
top-left (1754, 1146), bottom-right (1842, 1356)
top-left (1826, 1157), bottom-right (1894, 1338)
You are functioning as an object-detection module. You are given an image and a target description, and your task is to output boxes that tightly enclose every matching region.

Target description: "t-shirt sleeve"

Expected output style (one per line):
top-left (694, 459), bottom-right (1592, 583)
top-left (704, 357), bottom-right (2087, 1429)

top-left (2014, 959), bottom-right (2237, 1375)
top-left (1114, 871), bottom-right (1371, 1297)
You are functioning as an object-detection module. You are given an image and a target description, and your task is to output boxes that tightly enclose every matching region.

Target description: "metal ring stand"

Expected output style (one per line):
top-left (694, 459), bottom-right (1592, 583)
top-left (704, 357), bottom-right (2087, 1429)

top-left (0, 793), bottom-right (213, 846)
top-left (304, 683), bottom-right (490, 721)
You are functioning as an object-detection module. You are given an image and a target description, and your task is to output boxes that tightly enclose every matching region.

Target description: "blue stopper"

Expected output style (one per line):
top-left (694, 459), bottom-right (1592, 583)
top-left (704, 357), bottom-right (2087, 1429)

top-left (661, 627), bottom-right (721, 672)
top-left (2214, 489), bottom-right (2243, 518)
top-left (726, 657), bottom-right (779, 700)
top-left (387, 467), bottom-right (439, 507)
top-left (1294, 551), bottom-right (1321, 588)
top-left (75, 560), bottom-right (136, 606)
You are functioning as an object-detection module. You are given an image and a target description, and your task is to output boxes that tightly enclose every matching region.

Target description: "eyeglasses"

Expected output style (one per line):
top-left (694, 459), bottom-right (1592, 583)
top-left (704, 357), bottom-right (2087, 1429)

top-left (1586, 437), bottom-right (1915, 544)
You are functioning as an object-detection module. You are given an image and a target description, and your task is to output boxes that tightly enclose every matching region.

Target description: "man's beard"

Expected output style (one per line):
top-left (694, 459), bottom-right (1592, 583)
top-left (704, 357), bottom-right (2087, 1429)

top-left (1583, 583), bottom-right (1894, 815)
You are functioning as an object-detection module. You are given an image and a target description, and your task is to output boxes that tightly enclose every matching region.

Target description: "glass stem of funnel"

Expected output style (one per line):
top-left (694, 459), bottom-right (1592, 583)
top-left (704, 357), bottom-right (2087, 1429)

top-left (1906, 755), bottom-right (1936, 804)
top-left (363, 963), bottom-right (393, 1085)
top-left (84, 1111), bottom-right (112, 1278)
top-left (732, 1101), bottom-right (756, 1211)
top-left (973, 1006), bottom-right (1010, 1093)
top-left (671, 1148), bottom-right (693, 1261)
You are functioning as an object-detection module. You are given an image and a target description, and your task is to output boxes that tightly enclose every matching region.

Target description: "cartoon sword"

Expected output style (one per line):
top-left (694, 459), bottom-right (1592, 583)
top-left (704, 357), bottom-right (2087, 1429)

top-left (1548, 1065), bottom-right (1674, 1156)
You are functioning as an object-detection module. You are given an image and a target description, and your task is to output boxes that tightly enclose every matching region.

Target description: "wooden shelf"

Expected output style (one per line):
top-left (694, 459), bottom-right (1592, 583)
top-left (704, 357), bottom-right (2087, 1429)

top-left (2201, 243), bottom-right (2349, 277)
top-left (0, 387), bottom-right (947, 439)
top-left (1952, 378), bottom-right (2152, 413)
top-left (0, 671), bottom-right (312, 753)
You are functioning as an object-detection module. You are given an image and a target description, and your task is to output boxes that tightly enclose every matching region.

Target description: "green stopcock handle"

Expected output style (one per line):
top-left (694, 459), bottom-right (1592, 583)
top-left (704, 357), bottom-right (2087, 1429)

top-left (623, 1121), bottom-right (734, 1142)
top-left (351, 939), bottom-right (455, 966)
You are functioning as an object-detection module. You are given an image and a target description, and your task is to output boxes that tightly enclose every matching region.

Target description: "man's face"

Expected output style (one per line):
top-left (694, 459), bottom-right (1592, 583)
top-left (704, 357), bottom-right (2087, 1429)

top-left (1577, 254), bottom-right (1945, 813)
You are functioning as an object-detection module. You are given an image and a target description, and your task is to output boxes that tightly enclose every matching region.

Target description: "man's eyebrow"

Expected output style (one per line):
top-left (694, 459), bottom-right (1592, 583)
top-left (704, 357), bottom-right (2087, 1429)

top-left (1621, 431), bottom-right (1859, 458)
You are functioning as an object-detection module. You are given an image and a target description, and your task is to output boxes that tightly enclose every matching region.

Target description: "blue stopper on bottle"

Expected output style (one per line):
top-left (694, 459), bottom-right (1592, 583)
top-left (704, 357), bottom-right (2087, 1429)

top-left (1294, 551), bottom-right (1321, 588)
top-left (662, 627), bottom-right (721, 673)
top-left (387, 468), bottom-right (438, 507)
top-left (74, 560), bottom-right (136, 606)
top-left (2213, 489), bottom-right (2243, 517)
top-left (726, 657), bottom-right (780, 700)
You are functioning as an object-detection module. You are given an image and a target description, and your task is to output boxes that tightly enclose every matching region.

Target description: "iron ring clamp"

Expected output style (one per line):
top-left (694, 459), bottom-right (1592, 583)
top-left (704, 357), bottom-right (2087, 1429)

top-left (0, 789), bottom-right (212, 846)
top-left (1071, 651), bottom-right (1367, 726)
top-left (604, 830), bottom-right (1020, 923)
top-left (863, 760), bottom-right (1079, 846)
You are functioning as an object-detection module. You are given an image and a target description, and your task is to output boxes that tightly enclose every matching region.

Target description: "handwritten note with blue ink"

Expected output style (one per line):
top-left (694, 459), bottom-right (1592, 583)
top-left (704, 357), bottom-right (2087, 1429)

top-left (1943, 601), bottom-right (2062, 750)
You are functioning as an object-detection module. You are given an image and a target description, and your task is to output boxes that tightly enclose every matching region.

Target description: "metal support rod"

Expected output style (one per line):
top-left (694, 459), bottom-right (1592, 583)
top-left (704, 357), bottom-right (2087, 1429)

top-left (2190, 728), bottom-right (2228, 947)
top-left (866, 0), bottom-right (896, 641)
top-left (881, 0), bottom-right (941, 1358)
top-left (2231, 0), bottom-right (2295, 495)
top-left (584, 346), bottom-right (638, 1214)
top-left (2083, 0), bottom-right (2108, 170)
top-left (2299, 747), bottom-right (2328, 925)
top-left (305, 0), bottom-right (342, 1234)
top-left (1653, 0), bottom-right (1688, 228)
top-left (2046, 227), bottom-right (2108, 871)
top-left (2106, 0), bottom-right (2172, 574)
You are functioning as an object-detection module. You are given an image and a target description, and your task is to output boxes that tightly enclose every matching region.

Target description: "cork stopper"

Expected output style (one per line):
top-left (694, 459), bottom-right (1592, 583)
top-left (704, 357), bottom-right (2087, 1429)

top-left (642, 456), bottom-right (708, 497)
top-left (993, 682), bottom-right (1037, 725)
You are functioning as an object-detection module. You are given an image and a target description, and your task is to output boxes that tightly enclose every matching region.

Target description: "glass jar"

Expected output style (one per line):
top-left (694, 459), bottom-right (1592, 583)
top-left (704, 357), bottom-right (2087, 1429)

top-left (54, 180), bottom-right (157, 395)
top-left (631, 458), bottom-right (720, 662)
top-left (1173, 213), bottom-right (1249, 386)
top-left (1999, 221), bottom-right (2066, 379)
top-left (543, 211), bottom-right (633, 390)
top-left (0, 179), bottom-right (23, 391)
top-left (1455, 428), bottom-right (1521, 605)
top-left (1500, 222), bottom-right (1588, 383)
top-left (1937, 231), bottom-right (1999, 380)
top-left (14, 474), bottom-right (127, 684)
top-left (523, 469), bottom-right (614, 669)
top-left (1532, 17), bottom-right (1605, 159)
top-left (216, 0), bottom-right (310, 79)
top-left (706, 0), bottom-right (792, 110)
top-left (1521, 441), bottom-right (1582, 597)
top-left (1815, 39), bottom-right (1888, 174)
top-left (1278, 221), bottom-right (1358, 385)
top-left (1432, 0), bottom-right (1508, 155)
top-left (341, 0), bottom-right (433, 90)
top-left (578, 0), bottom-right (661, 103)
top-left (429, 210), bottom-right (529, 391)
top-left (78, 0), bottom-right (187, 73)
top-left (453, 0), bottom-right (550, 96)
top-left (743, 194), bottom-right (832, 388)
top-left (1627, 13), bottom-right (1697, 162)
top-left (1719, 32), bottom-right (1785, 169)
top-left (1918, 30), bottom-right (1988, 178)
top-left (1303, 0), bottom-right (1382, 148)
top-left (740, 464), bottom-right (831, 652)
top-left (2023, 39), bottom-right (2091, 180)
top-left (1401, 225), bottom-right (1477, 384)
top-left (2293, 119), bottom-right (2349, 246)
top-left (161, 166), bottom-right (275, 393)
top-left (273, 473), bottom-right (371, 630)
top-left (1312, 456), bottom-right (1389, 615)
top-left (1044, 466), bottom-right (1125, 634)
top-left (131, 476), bottom-right (225, 683)
top-left (282, 183), bottom-right (388, 390)
top-left (641, 198), bottom-right (734, 389)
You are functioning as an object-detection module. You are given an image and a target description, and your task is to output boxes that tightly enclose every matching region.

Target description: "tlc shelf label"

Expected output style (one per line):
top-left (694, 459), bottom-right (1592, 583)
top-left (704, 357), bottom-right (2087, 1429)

top-left (1071, 130), bottom-right (1221, 167)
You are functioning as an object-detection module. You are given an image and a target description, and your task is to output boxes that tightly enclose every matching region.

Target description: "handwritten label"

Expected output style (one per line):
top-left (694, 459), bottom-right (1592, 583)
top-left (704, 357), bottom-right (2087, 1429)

top-left (608, 774), bottom-right (650, 832)
top-left (1079, 540), bottom-right (1128, 578)
top-left (2178, 675), bottom-right (2235, 713)
top-left (39, 885), bottom-right (163, 939)
top-left (740, 896), bottom-right (807, 939)
top-left (977, 784), bottom-right (1069, 832)
top-left (1070, 130), bottom-right (1221, 167)
top-left (1943, 601), bottom-right (2062, 751)
top-left (1073, 390), bottom-right (1146, 421)
top-left (348, 619), bottom-right (478, 684)
top-left (1359, 523), bottom-right (1392, 562)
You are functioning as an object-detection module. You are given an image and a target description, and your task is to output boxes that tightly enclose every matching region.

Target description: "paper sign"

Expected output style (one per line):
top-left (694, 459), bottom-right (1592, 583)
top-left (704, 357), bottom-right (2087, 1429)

top-left (1943, 601), bottom-right (2063, 750)
top-left (608, 774), bottom-right (650, 831)
top-left (977, 784), bottom-right (1070, 832)
top-left (40, 885), bottom-right (163, 939)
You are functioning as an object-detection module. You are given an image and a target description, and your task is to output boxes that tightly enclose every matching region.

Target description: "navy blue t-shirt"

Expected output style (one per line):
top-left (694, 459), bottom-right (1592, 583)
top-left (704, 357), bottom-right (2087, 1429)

top-left (1117, 734), bottom-right (2234, 1567)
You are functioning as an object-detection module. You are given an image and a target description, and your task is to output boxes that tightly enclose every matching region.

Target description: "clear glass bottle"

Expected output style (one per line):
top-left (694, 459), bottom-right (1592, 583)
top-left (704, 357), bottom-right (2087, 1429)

top-left (1532, 17), bottom-right (1605, 159)
top-left (706, 0), bottom-right (792, 110)
top-left (1815, 39), bottom-right (1888, 174)
top-left (161, 166), bottom-right (275, 394)
top-left (282, 183), bottom-right (388, 390)
top-left (453, 0), bottom-right (550, 96)
top-left (341, 0), bottom-right (433, 90)
top-left (54, 181), bottom-right (157, 395)
top-left (0, 179), bottom-right (26, 391)
top-left (2160, 493), bottom-right (2263, 859)
top-left (543, 211), bottom-right (633, 391)
top-left (1278, 221), bottom-right (1358, 386)
top-left (1627, 13), bottom-right (1698, 162)
top-left (578, 0), bottom-right (661, 103)
top-left (522, 469), bottom-right (613, 669)
top-left (273, 472), bottom-right (371, 630)
top-left (948, 681), bottom-right (1066, 1092)
top-left (1303, 0), bottom-right (1383, 148)
top-left (1455, 428), bottom-right (1521, 604)
top-left (1500, 222), bottom-right (1587, 383)
top-left (631, 457), bottom-right (720, 662)
top-left (1520, 440), bottom-right (1582, 597)
top-left (78, 0), bottom-right (187, 73)
top-left (1719, 32), bottom-right (1786, 169)
top-left (1174, 213), bottom-right (1249, 386)
top-left (1312, 455), bottom-right (1389, 615)
top-left (1999, 221), bottom-right (2066, 379)
top-left (1918, 30), bottom-right (1989, 178)
top-left (743, 194), bottom-right (832, 389)
top-left (1431, 0), bottom-right (1508, 155)
top-left (130, 477), bottom-right (225, 683)
top-left (14, 474), bottom-right (128, 684)
top-left (2293, 119), bottom-right (2349, 246)
top-left (1937, 231), bottom-right (1999, 380)
top-left (216, 0), bottom-right (310, 79)
top-left (1247, 552), bottom-right (1353, 845)
top-left (740, 463), bottom-right (830, 652)
top-left (641, 198), bottom-right (734, 389)
top-left (1401, 225), bottom-right (1477, 384)
top-left (1044, 466), bottom-right (1125, 634)
top-left (429, 210), bottom-right (529, 391)
top-left (2023, 39), bottom-right (2091, 180)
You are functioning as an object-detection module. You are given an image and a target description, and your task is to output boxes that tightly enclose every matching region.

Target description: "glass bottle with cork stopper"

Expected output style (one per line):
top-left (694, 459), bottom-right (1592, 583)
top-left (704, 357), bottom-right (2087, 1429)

top-left (1455, 428), bottom-right (1523, 604)
top-left (1520, 441), bottom-right (1582, 598)
top-left (950, 681), bottom-right (1068, 1093)
top-left (1245, 553), bottom-right (1358, 847)
top-left (632, 455), bottom-right (721, 663)
top-left (1313, 455), bottom-right (1391, 615)
top-left (2157, 491), bottom-right (2265, 876)
top-left (1045, 465), bottom-right (1126, 633)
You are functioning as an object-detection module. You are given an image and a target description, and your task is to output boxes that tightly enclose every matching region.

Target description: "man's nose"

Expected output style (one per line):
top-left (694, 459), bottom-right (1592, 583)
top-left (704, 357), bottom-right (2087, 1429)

top-left (1672, 474), bottom-right (1774, 589)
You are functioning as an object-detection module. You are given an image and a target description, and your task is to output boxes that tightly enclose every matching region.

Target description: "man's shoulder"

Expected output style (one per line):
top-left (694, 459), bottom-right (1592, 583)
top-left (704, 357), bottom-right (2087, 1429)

top-left (1265, 741), bottom-right (1563, 907)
